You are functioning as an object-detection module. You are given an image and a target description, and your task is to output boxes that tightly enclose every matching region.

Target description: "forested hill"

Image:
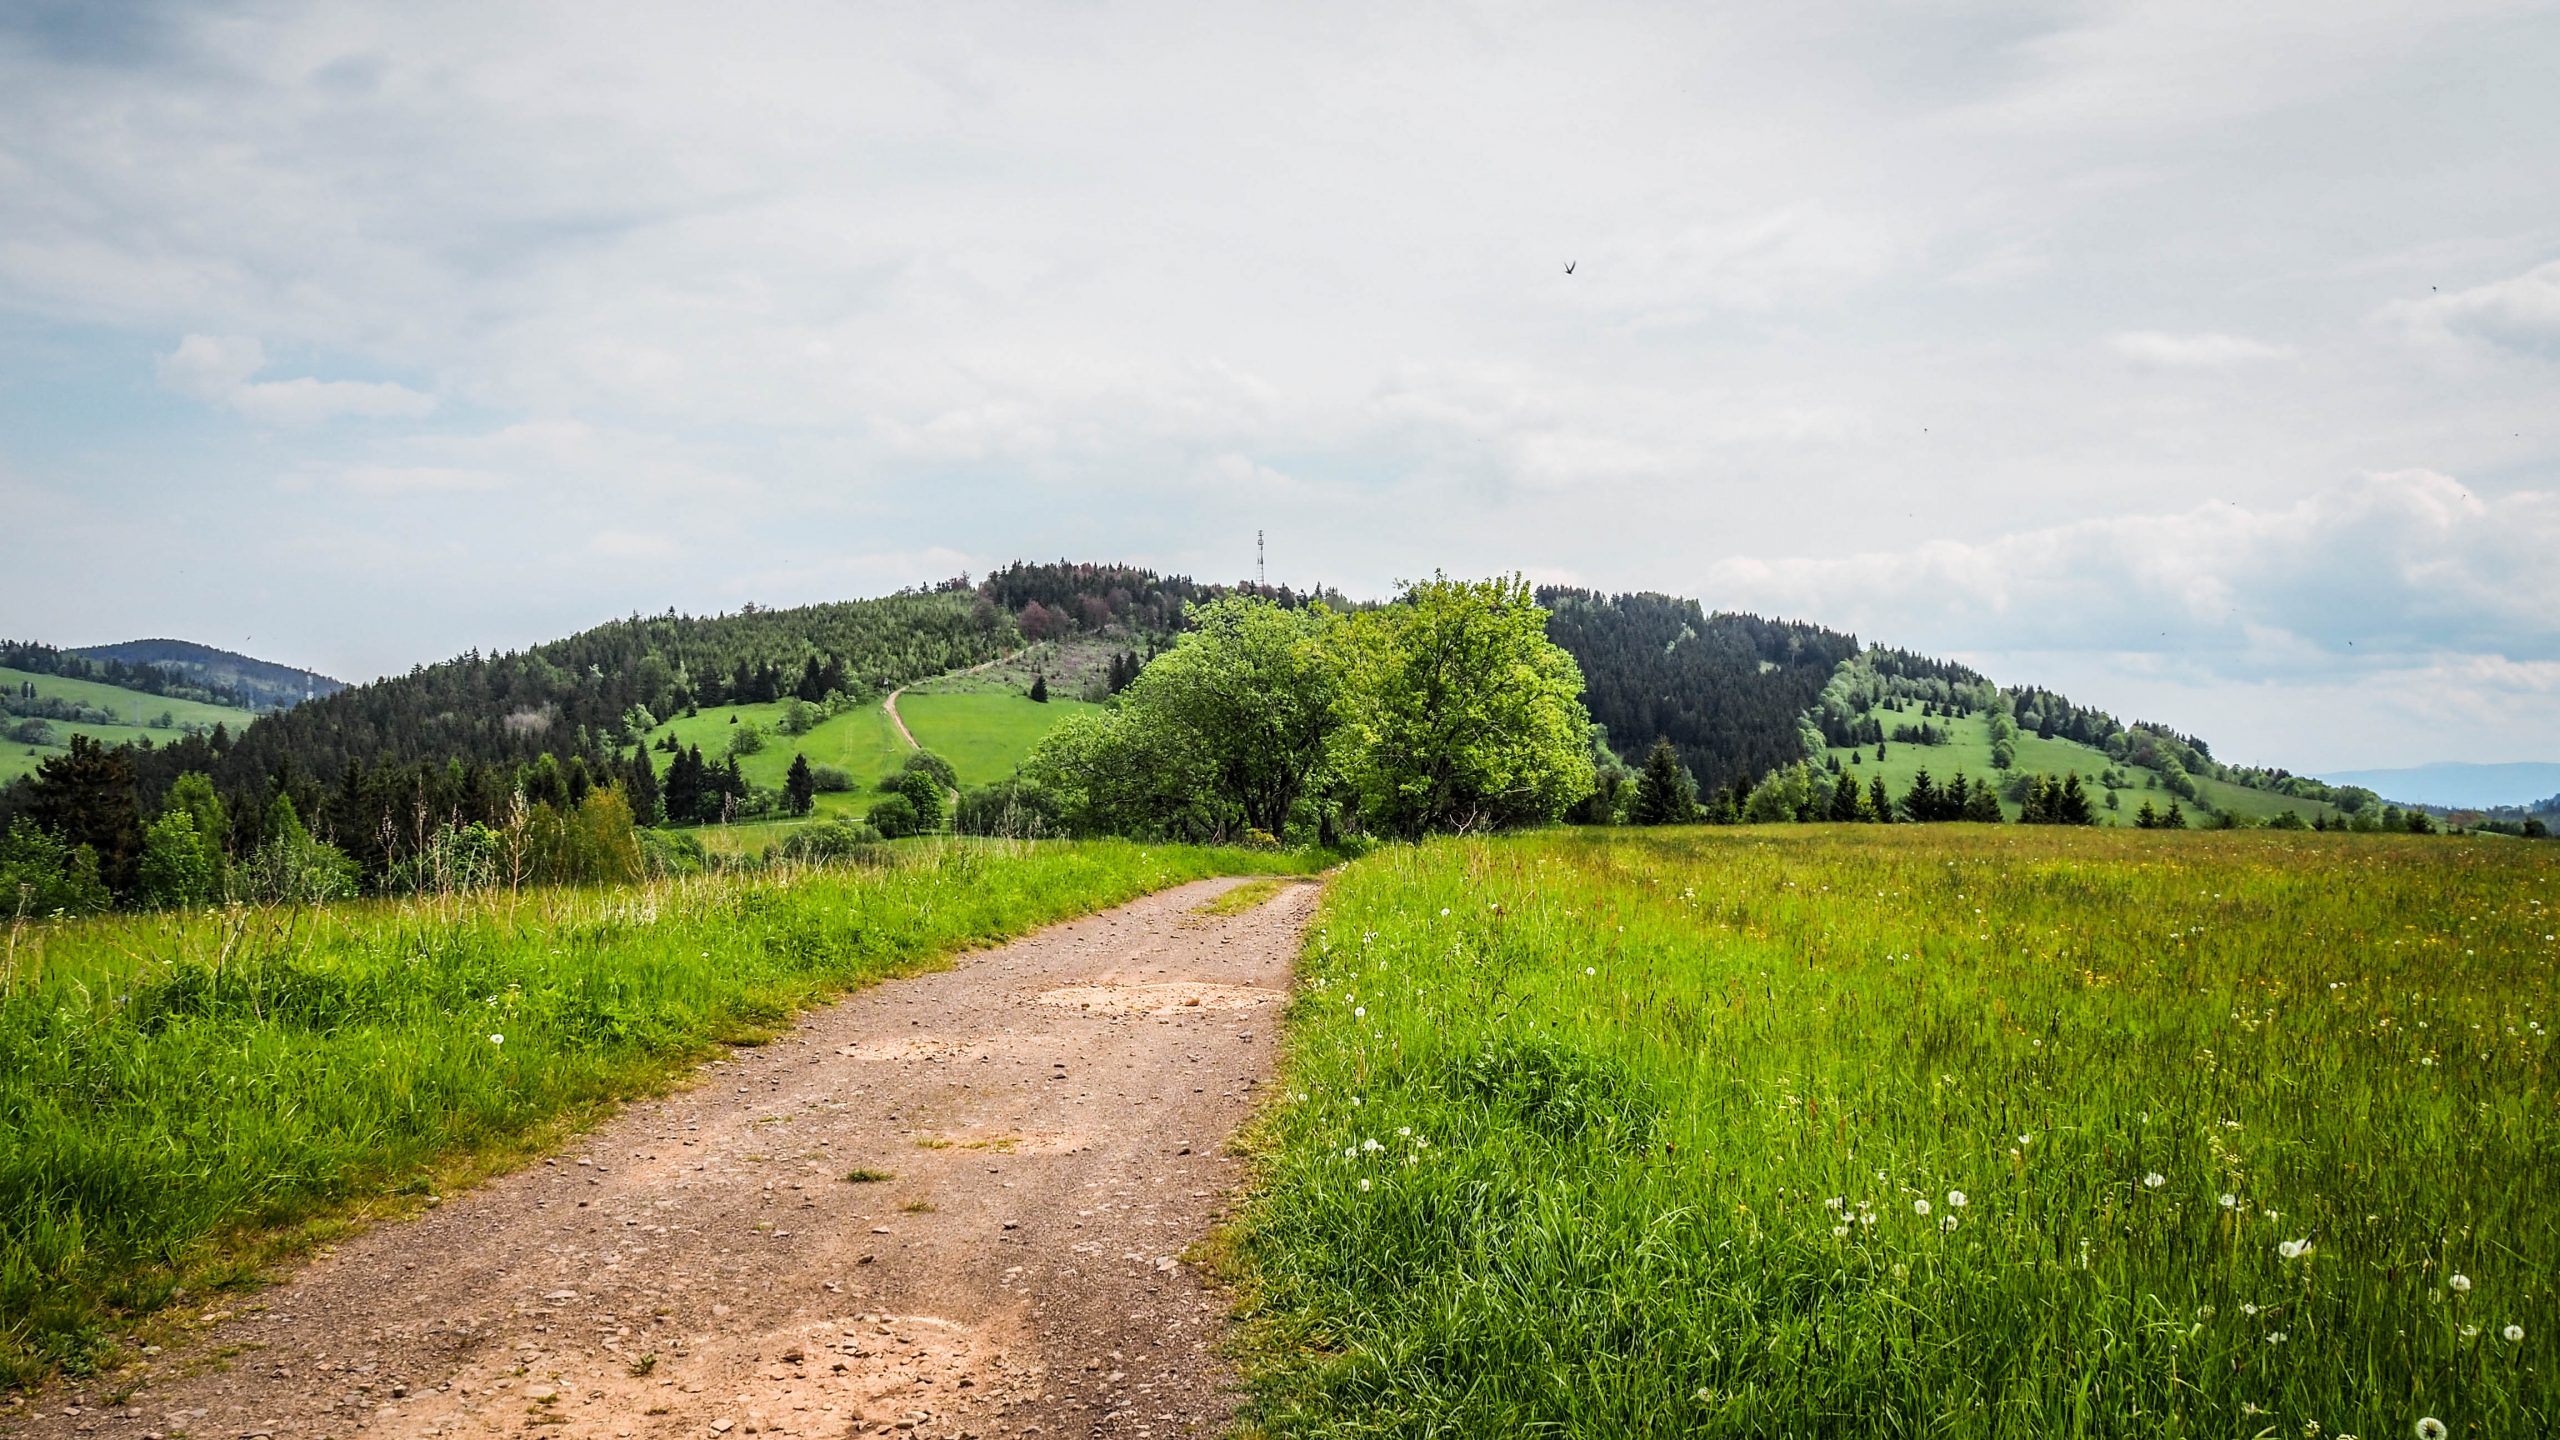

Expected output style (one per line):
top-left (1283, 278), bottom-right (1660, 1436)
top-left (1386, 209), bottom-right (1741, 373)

top-left (1537, 588), bottom-right (1860, 797)
top-left (73, 638), bottom-right (345, 711)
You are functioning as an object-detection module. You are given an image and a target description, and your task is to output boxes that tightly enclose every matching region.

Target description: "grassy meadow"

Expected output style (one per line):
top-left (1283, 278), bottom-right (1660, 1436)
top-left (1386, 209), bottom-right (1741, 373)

top-left (0, 667), bottom-right (257, 785)
top-left (1823, 712), bottom-right (2345, 825)
top-left (648, 698), bottom-right (913, 820)
top-left (896, 690), bottom-right (1097, 787)
top-left (0, 838), bottom-right (1315, 1384)
top-left (1236, 826), bottom-right (2556, 1437)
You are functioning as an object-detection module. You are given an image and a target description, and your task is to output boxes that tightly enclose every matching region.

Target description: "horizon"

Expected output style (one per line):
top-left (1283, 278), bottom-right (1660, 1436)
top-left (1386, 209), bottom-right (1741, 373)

top-left (4, 3), bottom-right (2555, 773)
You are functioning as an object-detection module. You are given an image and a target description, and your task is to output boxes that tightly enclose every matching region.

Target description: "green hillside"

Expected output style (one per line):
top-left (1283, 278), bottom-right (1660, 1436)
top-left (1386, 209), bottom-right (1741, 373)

top-left (1821, 711), bottom-right (2343, 826)
top-left (0, 666), bottom-right (258, 785)
top-left (896, 692), bottom-right (1097, 787)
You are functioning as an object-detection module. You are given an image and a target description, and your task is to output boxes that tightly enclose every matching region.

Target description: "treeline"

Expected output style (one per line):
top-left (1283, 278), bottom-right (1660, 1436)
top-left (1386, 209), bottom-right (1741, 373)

top-left (0, 641), bottom-right (264, 713)
top-left (1590, 739), bottom-right (2097, 826)
top-left (1539, 589), bottom-right (1859, 798)
top-left (977, 559), bottom-right (1351, 643)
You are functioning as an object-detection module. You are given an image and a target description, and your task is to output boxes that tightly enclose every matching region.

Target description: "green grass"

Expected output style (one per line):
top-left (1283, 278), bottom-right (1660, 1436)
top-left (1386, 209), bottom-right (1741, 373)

top-left (1824, 713), bottom-right (2342, 825)
top-left (894, 691), bottom-right (1096, 788)
top-left (1194, 877), bottom-right (1291, 917)
top-left (0, 667), bottom-right (257, 784)
top-left (1234, 826), bottom-right (2557, 1436)
top-left (649, 699), bottom-right (913, 821)
top-left (0, 838), bottom-right (1317, 1386)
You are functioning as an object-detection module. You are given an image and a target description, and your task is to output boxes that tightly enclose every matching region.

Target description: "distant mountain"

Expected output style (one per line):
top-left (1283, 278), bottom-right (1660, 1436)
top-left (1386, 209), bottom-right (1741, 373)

top-left (2315, 762), bottom-right (2560, 811)
top-left (73, 638), bottom-right (345, 712)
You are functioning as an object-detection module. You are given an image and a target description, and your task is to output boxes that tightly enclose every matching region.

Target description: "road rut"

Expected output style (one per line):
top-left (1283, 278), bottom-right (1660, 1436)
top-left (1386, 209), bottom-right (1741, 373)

top-left (35, 875), bottom-right (1321, 1440)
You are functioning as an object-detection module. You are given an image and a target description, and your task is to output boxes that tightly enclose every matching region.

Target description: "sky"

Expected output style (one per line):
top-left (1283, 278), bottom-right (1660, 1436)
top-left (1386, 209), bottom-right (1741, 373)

top-left (1, 1), bottom-right (2554, 773)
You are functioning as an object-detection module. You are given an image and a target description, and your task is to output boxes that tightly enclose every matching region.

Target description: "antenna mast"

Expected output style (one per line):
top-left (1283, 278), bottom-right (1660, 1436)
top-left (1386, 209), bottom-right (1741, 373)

top-left (1257, 529), bottom-right (1266, 588)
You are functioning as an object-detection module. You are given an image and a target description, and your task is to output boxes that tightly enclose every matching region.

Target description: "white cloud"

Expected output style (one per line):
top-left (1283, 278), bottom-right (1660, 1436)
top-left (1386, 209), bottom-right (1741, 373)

top-left (2388, 258), bottom-right (2560, 355)
top-left (2107, 330), bottom-right (2295, 367)
top-left (157, 334), bottom-right (436, 425)
top-left (337, 464), bottom-right (503, 496)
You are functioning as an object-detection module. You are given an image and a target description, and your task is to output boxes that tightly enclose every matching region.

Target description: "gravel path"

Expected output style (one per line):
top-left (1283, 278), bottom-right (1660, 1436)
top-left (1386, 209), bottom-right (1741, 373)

top-left (27, 875), bottom-right (1320, 1440)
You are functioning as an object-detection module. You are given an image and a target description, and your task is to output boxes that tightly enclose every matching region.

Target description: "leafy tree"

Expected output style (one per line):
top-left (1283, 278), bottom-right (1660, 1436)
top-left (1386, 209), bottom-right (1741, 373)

top-left (1632, 739), bottom-right (1698, 825)
top-left (0, 819), bottom-right (110, 917)
top-left (238, 794), bottom-right (358, 903)
top-left (1339, 576), bottom-right (1594, 837)
top-left (784, 753), bottom-right (817, 816)
top-left (900, 750), bottom-right (958, 791)
top-left (1744, 762), bottom-right (1817, 823)
top-left (808, 763), bottom-right (853, 793)
top-left (1566, 725), bottom-right (1636, 825)
top-left (882, 767), bottom-right (946, 831)
top-left (726, 722), bottom-right (767, 759)
top-left (868, 791), bottom-right (921, 838)
top-left (139, 810), bottom-right (216, 908)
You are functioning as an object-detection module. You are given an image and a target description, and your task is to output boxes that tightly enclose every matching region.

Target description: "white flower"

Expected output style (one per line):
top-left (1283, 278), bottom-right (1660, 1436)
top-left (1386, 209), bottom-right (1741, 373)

top-left (2267, 1331), bottom-right (2286, 1344)
top-left (2503, 1324), bottom-right (2524, 1342)
top-left (1584, 966), bottom-right (1596, 976)
top-left (1358, 1178), bottom-right (1371, 1192)
top-left (2242, 1303), bottom-right (2260, 1317)
top-left (1397, 1126), bottom-right (1411, 1137)
top-left (1941, 1216), bottom-right (1959, 1231)
top-left (1353, 1007), bottom-right (1366, 1019)
top-left (2143, 1172), bottom-right (2166, 1189)
top-left (2415, 1419), bottom-right (2447, 1440)
top-left (489, 1033), bottom-right (504, 1045)
top-left (2460, 1324), bottom-right (2478, 1339)
top-left (2220, 1193), bottom-right (2237, 1208)
top-left (1361, 1138), bottom-right (1383, 1153)
top-left (1825, 1196), bottom-right (1844, 1211)
top-left (1946, 1190), bottom-right (1967, 1208)
top-left (1831, 1225), bottom-right (1849, 1237)
top-left (1438, 907), bottom-right (1450, 917)
top-left (2448, 1273), bottom-right (2471, 1293)
top-left (2277, 1238), bottom-right (2312, 1260)
top-left (1913, 1199), bottom-right (1932, 1216)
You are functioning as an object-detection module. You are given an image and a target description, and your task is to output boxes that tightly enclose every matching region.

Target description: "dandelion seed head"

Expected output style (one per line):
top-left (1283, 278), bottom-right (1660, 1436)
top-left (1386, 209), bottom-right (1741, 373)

top-left (2278, 1239), bottom-right (2312, 1260)
top-left (1946, 1190), bottom-right (1967, 1208)
top-left (2144, 1172), bottom-right (2166, 1189)
top-left (2415, 1418), bottom-right (2448, 1440)
top-left (2448, 1273), bottom-right (2471, 1293)
top-left (489, 1033), bottom-right (504, 1045)
top-left (1913, 1198), bottom-right (1931, 1216)
top-left (2504, 1324), bottom-right (2524, 1342)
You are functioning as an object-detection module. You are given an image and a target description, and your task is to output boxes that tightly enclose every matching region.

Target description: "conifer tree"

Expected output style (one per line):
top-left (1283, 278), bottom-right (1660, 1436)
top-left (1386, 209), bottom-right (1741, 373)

top-left (785, 753), bottom-right (817, 816)
top-left (1632, 739), bottom-right (1697, 825)
top-left (1868, 777), bottom-right (1892, 824)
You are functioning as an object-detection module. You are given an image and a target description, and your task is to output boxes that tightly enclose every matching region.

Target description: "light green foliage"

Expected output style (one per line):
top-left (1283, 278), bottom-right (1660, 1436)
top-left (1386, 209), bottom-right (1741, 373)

top-left (137, 810), bottom-right (215, 909)
top-left (1336, 575), bottom-right (1594, 837)
top-left (236, 796), bottom-right (357, 905)
top-left (867, 791), bottom-right (922, 838)
top-left (0, 839), bottom-right (1314, 1382)
top-left (725, 720), bottom-right (768, 759)
top-left (1826, 711), bottom-right (2342, 825)
top-left (1744, 759), bottom-right (1819, 822)
top-left (1237, 828), bottom-right (2559, 1435)
top-left (880, 768), bottom-right (947, 832)
top-left (649, 699), bottom-right (912, 822)
top-left (0, 820), bottom-right (110, 919)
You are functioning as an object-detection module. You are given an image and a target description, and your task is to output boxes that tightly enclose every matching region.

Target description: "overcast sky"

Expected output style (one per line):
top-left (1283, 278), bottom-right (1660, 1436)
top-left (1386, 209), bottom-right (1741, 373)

top-left (2, 1), bottom-right (2554, 772)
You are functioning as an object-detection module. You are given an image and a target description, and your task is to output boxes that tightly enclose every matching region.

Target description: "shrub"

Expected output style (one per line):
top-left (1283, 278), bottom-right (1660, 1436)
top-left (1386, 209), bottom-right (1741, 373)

top-left (868, 793), bottom-right (921, 839)
top-left (809, 764), bottom-right (855, 793)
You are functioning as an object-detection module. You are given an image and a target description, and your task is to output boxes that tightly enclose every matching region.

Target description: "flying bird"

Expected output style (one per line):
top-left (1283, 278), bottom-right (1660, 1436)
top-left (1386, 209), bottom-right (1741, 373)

top-left (1564, 260), bottom-right (1576, 275)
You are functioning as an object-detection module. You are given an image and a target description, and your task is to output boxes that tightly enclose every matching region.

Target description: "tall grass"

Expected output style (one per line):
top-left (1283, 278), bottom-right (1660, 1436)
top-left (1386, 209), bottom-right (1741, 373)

top-left (1236, 827), bottom-right (2557, 1437)
top-left (0, 838), bottom-right (1309, 1385)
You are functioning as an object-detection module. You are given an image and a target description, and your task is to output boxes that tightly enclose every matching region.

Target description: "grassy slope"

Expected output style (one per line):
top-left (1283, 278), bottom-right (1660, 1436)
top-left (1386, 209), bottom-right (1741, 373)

top-left (0, 839), bottom-right (1318, 1384)
top-left (1824, 711), bottom-right (2342, 824)
top-left (0, 666), bottom-right (258, 785)
top-left (895, 691), bottom-right (1096, 788)
top-left (1236, 827), bottom-right (2558, 1436)
top-left (647, 700), bottom-right (913, 821)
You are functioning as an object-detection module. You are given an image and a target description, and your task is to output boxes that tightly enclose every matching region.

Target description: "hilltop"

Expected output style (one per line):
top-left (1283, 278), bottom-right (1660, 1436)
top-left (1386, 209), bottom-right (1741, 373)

top-left (73, 638), bottom-right (345, 711)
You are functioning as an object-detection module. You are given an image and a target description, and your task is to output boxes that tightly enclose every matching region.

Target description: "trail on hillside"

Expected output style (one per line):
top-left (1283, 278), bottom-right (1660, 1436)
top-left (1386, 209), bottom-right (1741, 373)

top-left (39, 876), bottom-right (1321, 1440)
top-left (883, 650), bottom-right (1023, 754)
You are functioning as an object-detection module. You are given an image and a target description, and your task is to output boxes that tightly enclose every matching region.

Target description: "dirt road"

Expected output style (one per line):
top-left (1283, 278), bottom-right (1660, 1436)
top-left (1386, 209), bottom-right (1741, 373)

top-left (882, 650), bottom-right (1022, 753)
top-left (32, 875), bottom-right (1320, 1440)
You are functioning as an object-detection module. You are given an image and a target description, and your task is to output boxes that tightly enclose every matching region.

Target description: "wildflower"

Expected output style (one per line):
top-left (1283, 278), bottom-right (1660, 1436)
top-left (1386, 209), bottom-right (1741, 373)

top-left (1831, 1225), bottom-right (1849, 1238)
top-left (2243, 1303), bottom-right (2260, 1317)
top-left (2416, 1419), bottom-right (2447, 1440)
top-left (2220, 1193), bottom-right (2238, 1208)
top-left (1353, 1007), bottom-right (1366, 1019)
top-left (1361, 1138), bottom-right (1383, 1153)
top-left (1438, 907), bottom-right (1450, 917)
top-left (2278, 1239), bottom-right (2312, 1260)
top-left (2448, 1273), bottom-right (2471, 1293)
top-left (2267, 1331), bottom-right (2286, 1344)
top-left (1397, 1126), bottom-right (1411, 1137)
top-left (1358, 1178), bottom-right (1371, 1192)
top-left (1941, 1216), bottom-right (1959, 1232)
top-left (1913, 1198), bottom-right (1932, 1216)
top-left (1584, 967), bottom-right (1596, 976)
top-left (2504, 1324), bottom-right (2525, 1342)
top-left (489, 1033), bottom-right (504, 1045)
top-left (1825, 1196), bottom-right (1844, 1211)
top-left (2144, 1172), bottom-right (2166, 1189)
top-left (2460, 1324), bottom-right (2478, 1339)
top-left (1946, 1190), bottom-right (1967, 1208)
top-left (2018, 1132), bottom-right (2033, 1145)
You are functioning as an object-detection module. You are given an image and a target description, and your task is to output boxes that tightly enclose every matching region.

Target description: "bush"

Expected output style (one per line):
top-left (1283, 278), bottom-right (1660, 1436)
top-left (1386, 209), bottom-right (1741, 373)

top-left (898, 750), bottom-right (958, 792)
top-left (635, 826), bottom-right (709, 878)
top-left (776, 818), bottom-right (886, 865)
top-left (955, 782), bottom-right (1061, 838)
top-left (882, 767), bottom-right (947, 831)
top-left (0, 820), bottom-right (111, 918)
top-left (868, 793), bottom-right (921, 839)
top-left (726, 722), bottom-right (767, 759)
top-left (809, 764), bottom-right (855, 793)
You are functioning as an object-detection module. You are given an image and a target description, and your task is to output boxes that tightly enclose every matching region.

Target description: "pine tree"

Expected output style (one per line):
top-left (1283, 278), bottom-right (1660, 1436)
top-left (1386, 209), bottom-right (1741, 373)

top-left (1029, 672), bottom-right (1050, 703)
top-left (2059, 772), bottom-right (2094, 825)
top-left (1632, 739), bottom-right (1697, 825)
top-left (1868, 777), bottom-right (1892, 824)
top-left (1902, 769), bottom-right (1941, 823)
top-left (1828, 767), bottom-right (1862, 822)
top-left (785, 753), bottom-right (816, 816)
top-left (624, 745), bottom-right (662, 826)
top-left (1964, 779), bottom-right (2004, 823)
top-left (2163, 802), bottom-right (2187, 830)
top-left (28, 735), bottom-right (143, 897)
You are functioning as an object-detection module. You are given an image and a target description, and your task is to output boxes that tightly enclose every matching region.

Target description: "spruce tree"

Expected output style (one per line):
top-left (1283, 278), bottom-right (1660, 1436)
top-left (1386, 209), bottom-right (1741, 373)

top-left (784, 753), bottom-right (817, 816)
top-left (1029, 673), bottom-right (1050, 703)
top-left (1828, 767), bottom-right (1862, 822)
top-left (1632, 739), bottom-right (1696, 825)
top-left (624, 746), bottom-right (662, 826)
top-left (1868, 777), bottom-right (1892, 823)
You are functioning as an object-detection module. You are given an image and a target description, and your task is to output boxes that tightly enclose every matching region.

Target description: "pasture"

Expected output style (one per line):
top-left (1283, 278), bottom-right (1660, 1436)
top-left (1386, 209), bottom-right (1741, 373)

top-left (1822, 712), bottom-right (2343, 825)
top-left (1236, 826), bottom-right (2556, 1436)
top-left (0, 838), bottom-right (1313, 1384)
top-left (895, 691), bottom-right (1097, 788)
top-left (0, 667), bottom-right (257, 785)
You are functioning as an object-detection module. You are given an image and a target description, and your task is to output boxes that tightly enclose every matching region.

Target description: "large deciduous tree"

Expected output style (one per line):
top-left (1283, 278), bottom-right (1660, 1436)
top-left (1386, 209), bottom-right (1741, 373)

top-left (1337, 574), bottom-right (1594, 837)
